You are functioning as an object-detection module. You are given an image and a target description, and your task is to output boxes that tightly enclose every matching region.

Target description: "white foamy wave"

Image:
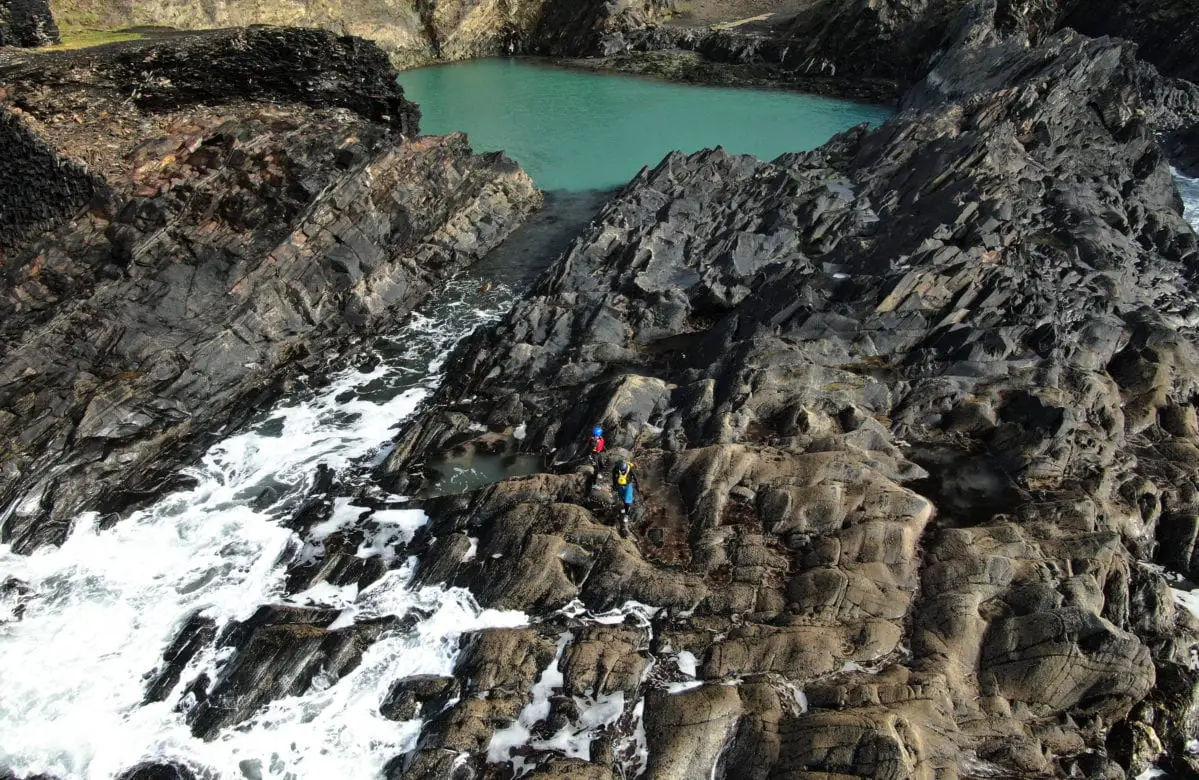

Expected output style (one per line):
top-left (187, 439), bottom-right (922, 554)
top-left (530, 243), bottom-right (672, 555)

top-left (0, 276), bottom-right (519, 779)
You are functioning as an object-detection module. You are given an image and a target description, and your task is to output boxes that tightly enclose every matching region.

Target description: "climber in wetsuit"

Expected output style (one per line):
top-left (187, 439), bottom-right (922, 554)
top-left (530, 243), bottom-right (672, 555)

top-left (611, 460), bottom-right (639, 518)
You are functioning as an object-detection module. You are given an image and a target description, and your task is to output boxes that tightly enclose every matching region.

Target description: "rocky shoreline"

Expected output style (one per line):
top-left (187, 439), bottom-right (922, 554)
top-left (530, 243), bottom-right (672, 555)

top-left (4, 0), bottom-right (1199, 779)
top-left (0, 27), bottom-right (540, 552)
top-left (366, 2), bottom-right (1199, 774)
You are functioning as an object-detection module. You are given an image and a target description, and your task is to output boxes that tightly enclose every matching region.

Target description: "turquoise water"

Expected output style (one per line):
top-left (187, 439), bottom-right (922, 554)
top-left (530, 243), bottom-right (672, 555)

top-left (398, 58), bottom-right (894, 192)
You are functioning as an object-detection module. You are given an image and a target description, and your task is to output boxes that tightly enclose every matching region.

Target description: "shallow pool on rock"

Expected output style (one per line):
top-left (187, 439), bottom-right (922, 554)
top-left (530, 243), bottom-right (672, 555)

top-left (398, 58), bottom-right (894, 192)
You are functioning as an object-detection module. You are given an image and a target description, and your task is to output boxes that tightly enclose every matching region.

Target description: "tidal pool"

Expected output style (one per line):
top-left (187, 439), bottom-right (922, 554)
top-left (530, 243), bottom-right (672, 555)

top-left (398, 58), bottom-right (894, 192)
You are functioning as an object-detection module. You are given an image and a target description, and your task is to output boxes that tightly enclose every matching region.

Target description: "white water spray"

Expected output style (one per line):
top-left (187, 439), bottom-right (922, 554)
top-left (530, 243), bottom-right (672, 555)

top-left (0, 279), bottom-right (524, 780)
top-left (1176, 168), bottom-right (1199, 231)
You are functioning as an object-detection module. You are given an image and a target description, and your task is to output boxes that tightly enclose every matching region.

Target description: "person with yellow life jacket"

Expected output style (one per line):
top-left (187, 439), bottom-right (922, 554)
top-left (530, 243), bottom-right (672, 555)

top-left (611, 460), bottom-right (638, 517)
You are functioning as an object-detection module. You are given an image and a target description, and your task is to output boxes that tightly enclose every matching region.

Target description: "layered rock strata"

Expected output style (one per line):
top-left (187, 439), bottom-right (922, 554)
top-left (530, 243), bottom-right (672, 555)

top-left (365, 1), bottom-right (1199, 776)
top-left (0, 28), bottom-right (540, 553)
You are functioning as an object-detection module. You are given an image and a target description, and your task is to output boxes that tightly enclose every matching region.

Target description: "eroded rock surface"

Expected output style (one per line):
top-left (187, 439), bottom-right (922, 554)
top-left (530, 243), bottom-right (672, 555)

top-left (0, 28), bottom-right (540, 552)
top-left (377, 1), bottom-right (1199, 776)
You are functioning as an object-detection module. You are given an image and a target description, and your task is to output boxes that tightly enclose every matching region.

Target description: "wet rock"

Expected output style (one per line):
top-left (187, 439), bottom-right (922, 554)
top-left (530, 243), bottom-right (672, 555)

top-left (186, 605), bottom-right (398, 738)
top-left (0, 576), bottom-right (31, 623)
top-left (380, 674), bottom-right (459, 721)
top-left (397, 627), bottom-right (561, 774)
top-left (1168, 123), bottom-right (1199, 177)
top-left (143, 611), bottom-right (217, 704)
top-left (0, 770), bottom-right (59, 780)
top-left (115, 764), bottom-right (198, 780)
top-left (458, 627), bottom-right (557, 696)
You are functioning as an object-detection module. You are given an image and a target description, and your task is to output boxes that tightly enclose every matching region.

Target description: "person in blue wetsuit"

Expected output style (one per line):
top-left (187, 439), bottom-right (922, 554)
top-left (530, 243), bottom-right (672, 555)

top-left (611, 460), bottom-right (639, 518)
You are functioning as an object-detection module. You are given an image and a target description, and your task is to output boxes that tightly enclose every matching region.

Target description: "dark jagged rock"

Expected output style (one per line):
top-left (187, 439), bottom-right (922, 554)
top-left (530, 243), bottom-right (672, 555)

top-left (529, 0), bottom-right (675, 56)
top-left (114, 764), bottom-right (198, 780)
top-left (599, 0), bottom-right (1199, 102)
top-left (0, 0), bottom-right (59, 48)
top-left (186, 605), bottom-right (397, 738)
top-left (383, 0), bottom-right (1199, 775)
top-left (0, 109), bottom-right (104, 253)
top-left (1168, 122), bottom-right (1199, 178)
top-left (1061, 0), bottom-right (1199, 84)
top-left (0, 769), bottom-right (58, 780)
top-left (0, 29), bottom-right (540, 553)
top-left (613, 0), bottom-right (970, 95)
top-left (379, 674), bottom-right (459, 721)
top-left (143, 611), bottom-right (217, 704)
top-left (103, 27), bottom-right (420, 134)
top-left (0, 575), bottom-right (32, 623)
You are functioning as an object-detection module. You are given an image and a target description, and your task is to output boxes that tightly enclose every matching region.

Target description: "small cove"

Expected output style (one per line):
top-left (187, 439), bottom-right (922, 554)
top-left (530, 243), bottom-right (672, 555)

top-left (398, 58), bottom-right (895, 192)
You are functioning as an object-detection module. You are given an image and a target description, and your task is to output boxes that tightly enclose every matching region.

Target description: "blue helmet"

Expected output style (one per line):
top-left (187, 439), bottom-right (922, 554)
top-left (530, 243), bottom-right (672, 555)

top-left (592, 426), bottom-right (603, 437)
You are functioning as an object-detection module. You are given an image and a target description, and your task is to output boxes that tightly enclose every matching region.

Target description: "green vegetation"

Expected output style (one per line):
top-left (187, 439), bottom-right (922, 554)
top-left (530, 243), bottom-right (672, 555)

top-left (46, 28), bottom-right (145, 50)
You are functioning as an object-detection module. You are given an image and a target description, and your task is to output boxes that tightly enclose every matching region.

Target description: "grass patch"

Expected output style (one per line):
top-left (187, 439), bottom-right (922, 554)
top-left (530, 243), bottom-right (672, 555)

top-left (46, 28), bottom-right (146, 51)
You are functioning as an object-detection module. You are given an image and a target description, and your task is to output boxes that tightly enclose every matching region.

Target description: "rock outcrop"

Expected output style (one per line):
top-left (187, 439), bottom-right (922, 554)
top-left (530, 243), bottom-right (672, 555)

top-left (0, 0), bottom-right (59, 48)
top-left (0, 28), bottom-right (540, 553)
top-left (597, 0), bottom-right (1199, 100)
top-left (45, 0), bottom-right (674, 69)
top-left (373, 0), bottom-right (1199, 776)
top-left (1060, 0), bottom-right (1199, 84)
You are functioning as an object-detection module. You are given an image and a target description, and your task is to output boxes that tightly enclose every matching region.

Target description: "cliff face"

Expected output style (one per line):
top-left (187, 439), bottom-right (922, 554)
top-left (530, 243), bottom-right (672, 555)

top-left (0, 27), bottom-right (540, 552)
top-left (606, 0), bottom-right (1199, 99)
top-left (1060, 0), bottom-right (1199, 84)
top-left (47, 0), bottom-right (674, 68)
top-left (0, 0), bottom-right (59, 46)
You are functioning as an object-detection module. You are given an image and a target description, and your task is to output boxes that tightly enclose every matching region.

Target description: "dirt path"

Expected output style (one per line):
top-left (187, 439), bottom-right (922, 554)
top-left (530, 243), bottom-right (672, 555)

top-left (665, 0), bottom-right (817, 30)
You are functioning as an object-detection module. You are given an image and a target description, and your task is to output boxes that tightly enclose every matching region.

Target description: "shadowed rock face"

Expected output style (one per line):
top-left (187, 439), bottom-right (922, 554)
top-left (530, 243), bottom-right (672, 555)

top-left (604, 0), bottom-right (1199, 100)
top-left (374, 0), bottom-right (1199, 776)
top-left (1060, 0), bottom-right (1199, 85)
top-left (0, 0), bottom-right (59, 48)
top-left (0, 29), bottom-right (541, 552)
